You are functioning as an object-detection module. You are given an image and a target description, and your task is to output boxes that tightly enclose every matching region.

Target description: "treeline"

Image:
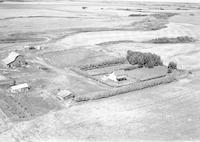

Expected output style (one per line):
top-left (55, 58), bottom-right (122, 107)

top-left (146, 36), bottom-right (196, 44)
top-left (126, 50), bottom-right (163, 68)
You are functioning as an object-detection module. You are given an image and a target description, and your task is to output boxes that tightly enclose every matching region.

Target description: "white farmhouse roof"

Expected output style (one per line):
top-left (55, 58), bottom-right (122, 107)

top-left (2, 52), bottom-right (20, 65)
top-left (11, 83), bottom-right (29, 91)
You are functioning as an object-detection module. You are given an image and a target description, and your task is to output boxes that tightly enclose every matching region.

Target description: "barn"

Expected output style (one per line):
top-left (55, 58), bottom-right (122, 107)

top-left (2, 52), bottom-right (27, 68)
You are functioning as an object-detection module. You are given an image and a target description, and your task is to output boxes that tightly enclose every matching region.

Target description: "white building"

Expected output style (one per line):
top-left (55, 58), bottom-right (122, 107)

top-left (56, 90), bottom-right (73, 101)
top-left (10, 83), bottom-right (30, 93)
top-left (106, 70), bottom-right (127, 82)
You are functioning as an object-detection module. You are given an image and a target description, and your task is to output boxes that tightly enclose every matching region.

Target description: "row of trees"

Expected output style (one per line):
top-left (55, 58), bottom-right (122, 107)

top-left (146, 36), bottom-right (195, 44)
top-left (126, 50), bottom-right (178, 73)
top-left (126, 50), bottom-right (163, 68)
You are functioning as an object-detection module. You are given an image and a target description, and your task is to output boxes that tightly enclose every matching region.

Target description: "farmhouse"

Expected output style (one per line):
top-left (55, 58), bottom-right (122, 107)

top-left (10, 83), bottom-right (30, 93)
top-left (2, 52), bottom-right (27, 68)
top-left (107, 70), bottom-right (127, 82)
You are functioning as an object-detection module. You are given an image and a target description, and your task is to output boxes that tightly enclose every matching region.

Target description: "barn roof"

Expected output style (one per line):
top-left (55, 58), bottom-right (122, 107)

top-left (11, 83), bottom-right (29, 90)
top-left (2, 52), bottom-right (21, 65)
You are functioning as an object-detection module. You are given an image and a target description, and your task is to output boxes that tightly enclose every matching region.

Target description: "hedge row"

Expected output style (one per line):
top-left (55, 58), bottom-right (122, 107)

top-left (123, 65), bottom-right (139, 71)
top-left (70, 67), bottom-right (114, 87)
top-left (75, 74), bottom-right (177, 102)
top-left (78, 58), bottom-right (127, 71)
top-left (146, 36), bottom-right (196, 44)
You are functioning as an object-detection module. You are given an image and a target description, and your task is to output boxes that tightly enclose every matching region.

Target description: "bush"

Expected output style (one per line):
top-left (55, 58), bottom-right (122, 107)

top-left (168, 62), bottom-right (177, 69)
top-left (126, 50), bottom-right (163, 68)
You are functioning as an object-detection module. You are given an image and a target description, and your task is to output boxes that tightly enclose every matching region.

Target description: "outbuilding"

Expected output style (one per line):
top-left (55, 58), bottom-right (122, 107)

top-left (56, 90), bottom-right (74, 101)
top-left (2, 52), bottom-right (27, 68)
top-left (10, 83), bottom-right (30, 93)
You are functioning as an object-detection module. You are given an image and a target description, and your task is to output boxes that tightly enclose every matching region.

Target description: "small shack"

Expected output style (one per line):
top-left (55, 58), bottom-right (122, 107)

top-left (107, 70), bottom-right (127, 82)
top-left (2, 52), bottom-right (27, 68)
top-left (10, 83), bottom-right (30, 93)
top-left (56, 90), bottom-right (74, 101)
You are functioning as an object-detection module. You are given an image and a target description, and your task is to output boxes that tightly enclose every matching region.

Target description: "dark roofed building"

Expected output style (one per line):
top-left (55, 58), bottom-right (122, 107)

top-left (2, 52), bottom-right (27, 68)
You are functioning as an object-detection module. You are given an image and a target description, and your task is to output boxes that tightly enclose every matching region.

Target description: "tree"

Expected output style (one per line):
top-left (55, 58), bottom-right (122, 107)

top-left (126, 50), bottom-right (163, 68)
top-left (168, 61), bottom-right (177, 73)
top-left (168, 61), bottom-right (177, 69)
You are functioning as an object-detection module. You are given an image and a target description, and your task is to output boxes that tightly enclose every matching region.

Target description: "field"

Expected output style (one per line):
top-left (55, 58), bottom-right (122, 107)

top-left (127, 66), bottom-right (168, 81)
top-left (41, 48), bottom-right (117, 68)
top-left (0, 0), bottom-right (200, 142)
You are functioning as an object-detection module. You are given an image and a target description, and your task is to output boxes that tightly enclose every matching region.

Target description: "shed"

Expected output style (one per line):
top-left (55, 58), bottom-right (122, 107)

top-left (2, 52), bottom-right (26, 68)
top-left (56, 90), bottom-right (73, 101)
top-left (10, 83), bottom-right (30, 93)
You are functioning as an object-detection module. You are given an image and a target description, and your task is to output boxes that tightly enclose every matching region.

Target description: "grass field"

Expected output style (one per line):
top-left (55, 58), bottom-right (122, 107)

top-left (127, 66), bottom-right (168, 81)
top-left (41, 48), bottom-right (116, 68)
